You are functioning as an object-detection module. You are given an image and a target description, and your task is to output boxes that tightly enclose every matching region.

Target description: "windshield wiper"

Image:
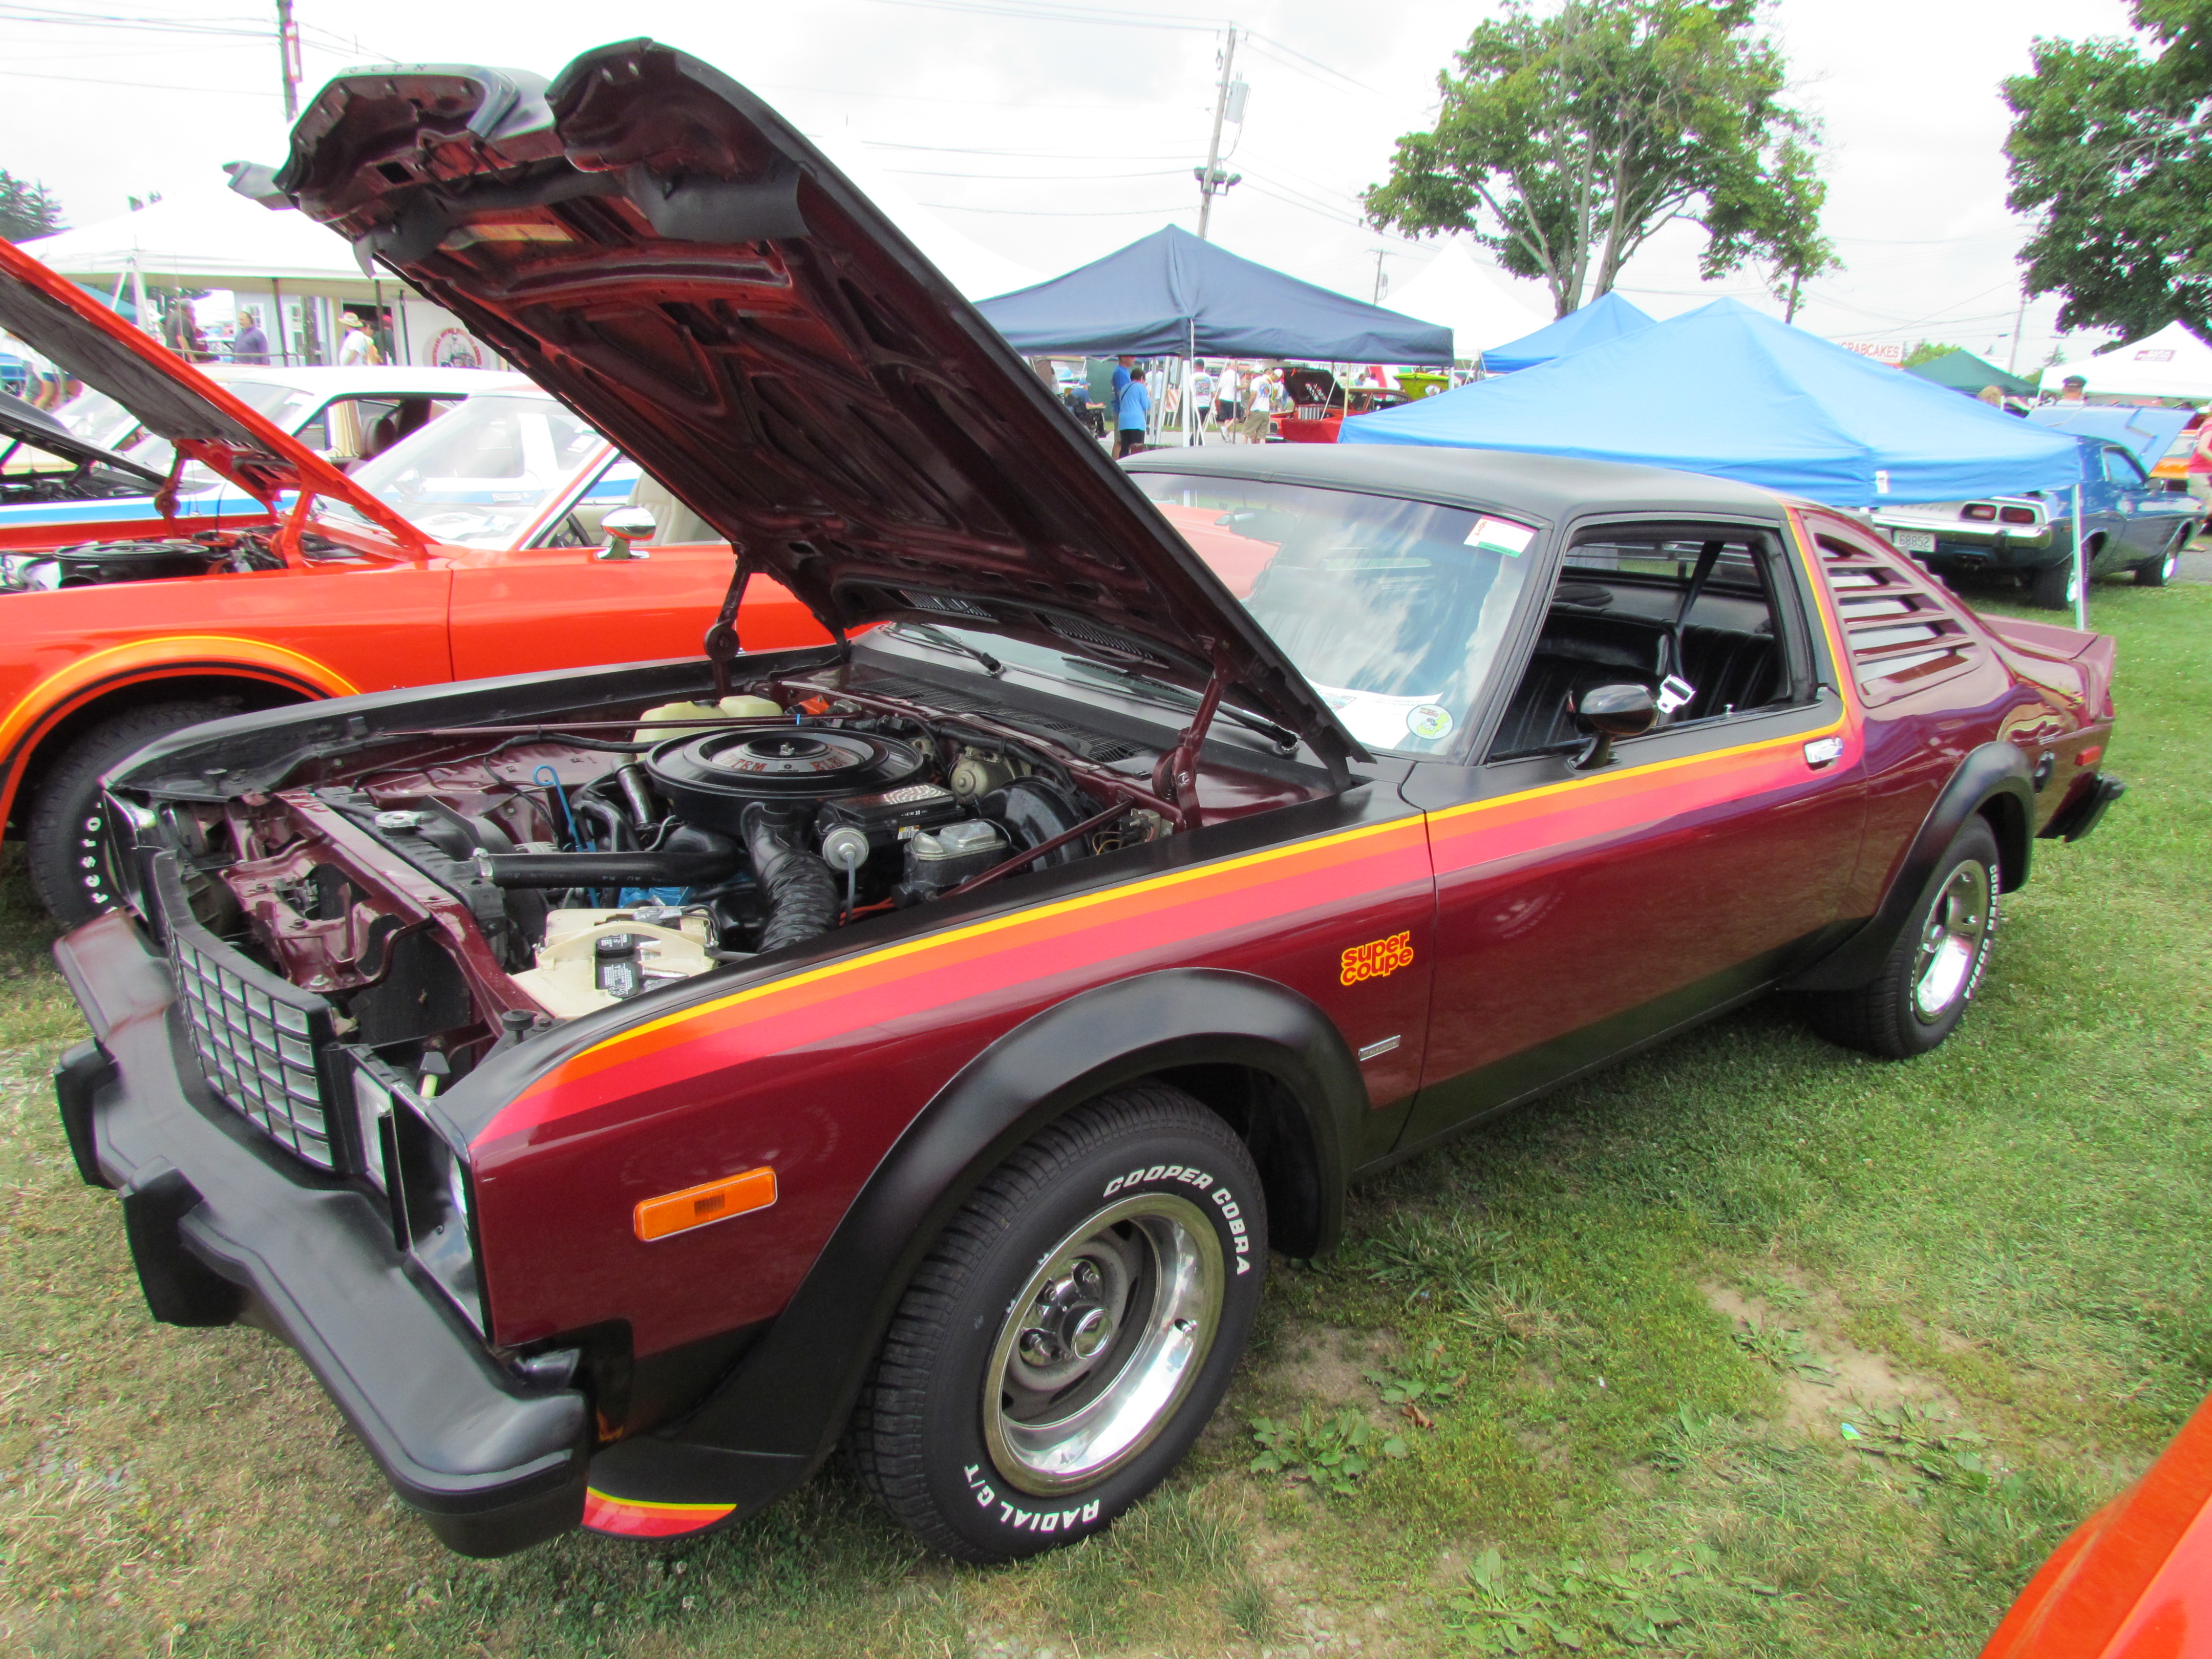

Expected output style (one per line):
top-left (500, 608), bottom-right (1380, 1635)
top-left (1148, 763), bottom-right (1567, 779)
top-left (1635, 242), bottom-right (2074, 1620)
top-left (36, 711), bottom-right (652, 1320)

top-left (892, 622), bottom-right (1003, 676)
top-left (1056, 656), bottom-right (1299, 752)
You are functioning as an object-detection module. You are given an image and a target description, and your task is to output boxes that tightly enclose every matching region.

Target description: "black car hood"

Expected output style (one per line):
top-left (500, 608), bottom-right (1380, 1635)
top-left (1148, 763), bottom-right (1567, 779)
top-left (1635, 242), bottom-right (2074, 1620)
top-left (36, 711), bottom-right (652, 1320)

top-left (260, 40), bottom-right (1362, 769)
top-left (0, 388), bottom-right (168, 486)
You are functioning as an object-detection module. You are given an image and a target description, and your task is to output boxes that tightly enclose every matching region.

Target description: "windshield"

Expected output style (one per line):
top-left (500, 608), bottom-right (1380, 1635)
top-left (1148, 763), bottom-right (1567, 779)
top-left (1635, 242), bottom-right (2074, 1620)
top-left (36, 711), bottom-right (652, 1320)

top-left (318, 393), bottom-right (602, 548)
top-left (1131, 475), bottom-right (1541, 753)
top-left (118, 379), bottom-right (315, 486)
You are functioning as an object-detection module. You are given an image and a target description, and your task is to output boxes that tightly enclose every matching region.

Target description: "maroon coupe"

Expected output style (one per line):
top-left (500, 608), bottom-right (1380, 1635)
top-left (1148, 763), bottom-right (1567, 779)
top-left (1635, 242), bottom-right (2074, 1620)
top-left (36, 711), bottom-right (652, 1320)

top-left (52, 42), bottom-right (2121, 1561)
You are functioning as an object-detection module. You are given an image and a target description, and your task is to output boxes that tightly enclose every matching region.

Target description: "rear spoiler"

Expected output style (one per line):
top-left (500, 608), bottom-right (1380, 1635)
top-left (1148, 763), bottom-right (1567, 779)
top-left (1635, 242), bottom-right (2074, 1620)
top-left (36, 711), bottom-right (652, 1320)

top-left (1983, 615), bottom-right (2117, 720)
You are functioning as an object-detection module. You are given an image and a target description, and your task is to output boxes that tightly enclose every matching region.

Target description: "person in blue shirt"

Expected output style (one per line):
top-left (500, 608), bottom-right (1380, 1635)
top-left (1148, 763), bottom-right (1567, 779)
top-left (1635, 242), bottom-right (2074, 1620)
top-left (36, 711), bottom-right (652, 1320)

top-left (1111, 354), bottom-right (1133, 407)
top-left (1116, 367), bottom-right (1150, 457)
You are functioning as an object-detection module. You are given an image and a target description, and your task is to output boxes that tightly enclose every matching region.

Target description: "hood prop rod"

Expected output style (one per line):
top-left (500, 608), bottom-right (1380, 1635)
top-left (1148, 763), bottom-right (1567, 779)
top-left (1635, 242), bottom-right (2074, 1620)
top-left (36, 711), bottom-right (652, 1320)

top-left (1151, 656), bottom-right (1229, 832)
top-left (704, 550), bottom-right (755, 701)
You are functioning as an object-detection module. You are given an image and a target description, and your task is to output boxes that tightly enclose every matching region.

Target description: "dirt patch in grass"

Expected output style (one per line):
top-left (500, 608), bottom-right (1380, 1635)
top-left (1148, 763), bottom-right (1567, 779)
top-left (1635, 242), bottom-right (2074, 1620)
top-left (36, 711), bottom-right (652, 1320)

top-left (1704, 1279), bottom-right (1964, 1433)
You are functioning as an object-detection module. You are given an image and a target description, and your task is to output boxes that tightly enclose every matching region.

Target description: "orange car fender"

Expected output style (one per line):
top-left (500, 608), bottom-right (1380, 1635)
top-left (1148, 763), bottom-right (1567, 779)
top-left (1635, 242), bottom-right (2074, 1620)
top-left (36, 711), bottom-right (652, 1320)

top-left (0, 636), bottom-right (360, 835)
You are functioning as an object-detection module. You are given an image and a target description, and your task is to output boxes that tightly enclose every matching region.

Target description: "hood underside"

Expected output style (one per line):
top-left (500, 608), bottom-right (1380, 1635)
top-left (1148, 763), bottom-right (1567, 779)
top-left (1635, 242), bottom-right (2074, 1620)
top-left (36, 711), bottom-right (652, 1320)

top-left (0, 238), bottom-right (424, 547)
top-left (262, 40), bottom-right (1360, 767)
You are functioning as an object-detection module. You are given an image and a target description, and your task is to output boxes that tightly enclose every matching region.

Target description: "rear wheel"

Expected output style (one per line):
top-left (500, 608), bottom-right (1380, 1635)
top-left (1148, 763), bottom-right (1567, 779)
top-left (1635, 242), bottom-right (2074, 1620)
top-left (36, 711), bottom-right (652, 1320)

top-left (1804, 817), bottom-right (2000, 1058)
top-left (26, 700), bottom-right (233, 927)
top-left (2134, 537), bottom-right (2182, 586)
top-left (2029, 559), bottom-right (2080, 610)
top-left (848, 1083), bottom-right (1265, 1561)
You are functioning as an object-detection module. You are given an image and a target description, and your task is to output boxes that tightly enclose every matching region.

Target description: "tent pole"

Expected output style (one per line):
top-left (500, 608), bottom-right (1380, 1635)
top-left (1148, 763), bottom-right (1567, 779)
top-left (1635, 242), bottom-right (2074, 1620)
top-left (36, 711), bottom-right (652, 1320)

top-left (270, 276), bottom-right (286, 365)
top-left (2072, 480), bottom-right (2088, 630)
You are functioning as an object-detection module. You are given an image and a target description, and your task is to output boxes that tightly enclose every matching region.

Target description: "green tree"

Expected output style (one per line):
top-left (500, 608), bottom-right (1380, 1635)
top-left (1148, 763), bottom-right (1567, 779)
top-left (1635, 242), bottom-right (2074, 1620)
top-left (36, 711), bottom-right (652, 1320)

top-left (0, 171), bottom-right (65, 243)
top-left (2004, 3), bottom-right (2212, 338)
top-left (1902, 339), bottom-right (1966, 369)
top-left (1363, 0), bottom-right (1838, 317)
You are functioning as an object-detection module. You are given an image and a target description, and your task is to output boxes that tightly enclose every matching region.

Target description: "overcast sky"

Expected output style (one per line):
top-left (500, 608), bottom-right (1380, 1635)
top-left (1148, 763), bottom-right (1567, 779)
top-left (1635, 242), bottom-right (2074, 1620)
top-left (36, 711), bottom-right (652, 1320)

top-left (0, 0), bottom-right (2147, 368)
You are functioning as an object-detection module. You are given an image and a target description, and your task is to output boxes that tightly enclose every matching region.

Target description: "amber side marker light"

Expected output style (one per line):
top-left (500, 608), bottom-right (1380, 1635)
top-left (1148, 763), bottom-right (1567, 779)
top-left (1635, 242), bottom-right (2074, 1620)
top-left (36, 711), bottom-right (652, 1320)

top-left (634, 1167), bottom-right (777, 1242)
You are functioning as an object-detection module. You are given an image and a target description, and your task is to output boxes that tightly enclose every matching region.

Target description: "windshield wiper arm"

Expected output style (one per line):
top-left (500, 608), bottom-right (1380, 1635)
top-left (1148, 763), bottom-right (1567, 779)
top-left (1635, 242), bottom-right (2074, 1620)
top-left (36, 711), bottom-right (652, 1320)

top-left (1056, 656), bottom-right (1299, 752)
top-left (893, 622), bottom-right (1003, 676)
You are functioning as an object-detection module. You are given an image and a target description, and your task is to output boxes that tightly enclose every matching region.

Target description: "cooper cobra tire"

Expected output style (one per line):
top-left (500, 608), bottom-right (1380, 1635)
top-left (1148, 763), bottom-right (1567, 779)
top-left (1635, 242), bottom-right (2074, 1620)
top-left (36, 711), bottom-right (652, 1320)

top-left (2029, 559), bottom-right (2080, 610)
top-left (26, 700), bottom-right (233, 927)
top-left (1804, 816), bottom-right (2000, 1059)
top-left (848, 1083), bottom-right (1266, 1562)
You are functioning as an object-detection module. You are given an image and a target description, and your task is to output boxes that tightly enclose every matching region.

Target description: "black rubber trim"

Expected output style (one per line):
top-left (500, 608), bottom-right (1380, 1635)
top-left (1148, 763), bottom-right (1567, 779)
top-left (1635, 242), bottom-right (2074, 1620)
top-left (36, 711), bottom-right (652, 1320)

top-left (53, 1039), bottom-right (115, 1188)
top-left (1788, 741), bottom-right (2034, 994)
top-left (2040, 774), bottom-right (2124, 842)
top-left (51, 908), bottom-right (592, 1558)
top-left (584, 967), bottom-right (1364, 1512)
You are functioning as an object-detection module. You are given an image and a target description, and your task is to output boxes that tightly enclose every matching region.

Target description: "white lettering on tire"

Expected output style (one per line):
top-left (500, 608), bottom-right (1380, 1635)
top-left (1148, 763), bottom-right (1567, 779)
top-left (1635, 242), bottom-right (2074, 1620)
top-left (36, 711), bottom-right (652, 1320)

top-left (1102, 1164), bottom-right (1216, 1199)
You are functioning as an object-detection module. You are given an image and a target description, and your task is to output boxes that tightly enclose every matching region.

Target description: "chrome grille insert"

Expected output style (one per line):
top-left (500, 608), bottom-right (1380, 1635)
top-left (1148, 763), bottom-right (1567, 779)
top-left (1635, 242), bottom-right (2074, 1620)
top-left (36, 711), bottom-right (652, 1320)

top-left (153, 856), bottom-right (342, 1171)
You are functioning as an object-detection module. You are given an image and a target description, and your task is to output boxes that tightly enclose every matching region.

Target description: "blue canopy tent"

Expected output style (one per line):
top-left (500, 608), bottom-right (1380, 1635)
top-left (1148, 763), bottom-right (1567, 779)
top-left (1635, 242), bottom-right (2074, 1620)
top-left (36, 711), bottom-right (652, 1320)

top-left (1480, 289), bottom-right (1652, 372)
top-left (1344, 297), bottom-right (2082, 504)
top-left (974, 225), bottom-right (1453, 364)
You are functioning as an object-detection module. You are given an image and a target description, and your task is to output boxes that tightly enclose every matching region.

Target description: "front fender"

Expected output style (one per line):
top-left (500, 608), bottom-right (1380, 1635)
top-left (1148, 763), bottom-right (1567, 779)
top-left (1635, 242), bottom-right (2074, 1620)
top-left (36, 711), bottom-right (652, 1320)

top-left (1789, 740), bottom-right (2033, 993)
top-left (586, 967), bottom-right (1363, 1509)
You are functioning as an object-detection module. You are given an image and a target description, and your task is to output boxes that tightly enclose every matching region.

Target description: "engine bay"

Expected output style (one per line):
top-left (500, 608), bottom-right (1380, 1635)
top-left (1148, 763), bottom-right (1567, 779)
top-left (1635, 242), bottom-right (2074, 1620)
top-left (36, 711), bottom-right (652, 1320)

top-left (0, 527), bottom-right (286, 592)
top-left (149, 675), bottom-right (1204, 1091)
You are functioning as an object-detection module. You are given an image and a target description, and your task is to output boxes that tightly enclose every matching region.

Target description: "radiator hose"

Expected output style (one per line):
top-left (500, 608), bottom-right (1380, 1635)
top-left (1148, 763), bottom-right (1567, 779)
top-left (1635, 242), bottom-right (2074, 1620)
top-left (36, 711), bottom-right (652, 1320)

top-left (741, 802), bottom-right (840, 952)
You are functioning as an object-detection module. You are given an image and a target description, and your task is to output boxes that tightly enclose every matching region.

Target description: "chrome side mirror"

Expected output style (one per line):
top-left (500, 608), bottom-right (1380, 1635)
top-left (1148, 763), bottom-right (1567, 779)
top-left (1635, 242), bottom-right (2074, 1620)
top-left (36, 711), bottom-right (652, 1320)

top-left (597, 505), bottom-right (658, 561)
top-left (1567, 683), bottom-right (1657, 771)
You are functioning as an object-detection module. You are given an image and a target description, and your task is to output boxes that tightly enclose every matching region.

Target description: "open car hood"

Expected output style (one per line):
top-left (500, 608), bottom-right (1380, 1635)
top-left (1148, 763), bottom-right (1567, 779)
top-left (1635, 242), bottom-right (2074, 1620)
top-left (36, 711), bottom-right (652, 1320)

top-left (0, 387), bottom-right (169, 486)
top-left (0, 238), bottom-right (427, 552)
top-left (258, 40), bottom-right (1362, 770)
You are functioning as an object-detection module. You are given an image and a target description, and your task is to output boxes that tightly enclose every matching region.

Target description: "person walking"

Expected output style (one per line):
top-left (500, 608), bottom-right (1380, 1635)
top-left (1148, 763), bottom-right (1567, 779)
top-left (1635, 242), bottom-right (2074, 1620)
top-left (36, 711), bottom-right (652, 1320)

top-left (337, 310), bottom-right (378, 366)
top-left (1189, 361), bottom-right (1215, 441)
top-left (1115, 366), bottom-right (1151, 458)
top-left (1238, 369), bottom-right (1277, 442)
top-left (230, 307), bottom-right (271, 366)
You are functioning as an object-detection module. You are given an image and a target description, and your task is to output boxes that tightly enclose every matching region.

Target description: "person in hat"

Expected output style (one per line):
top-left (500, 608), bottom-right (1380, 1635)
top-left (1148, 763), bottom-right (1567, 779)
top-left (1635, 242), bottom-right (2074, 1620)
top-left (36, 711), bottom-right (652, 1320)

top-left (2056, 373), bottom-right (2088, 405)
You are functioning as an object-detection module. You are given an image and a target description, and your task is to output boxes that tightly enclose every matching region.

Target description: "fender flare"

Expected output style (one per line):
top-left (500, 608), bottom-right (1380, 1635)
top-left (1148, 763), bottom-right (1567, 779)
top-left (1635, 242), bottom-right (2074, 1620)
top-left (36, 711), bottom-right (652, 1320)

top-left (0, 636), bottom-right (355, 826)
top-left (594, 968), bottom-right (1365, 1506)
top-left (1789, 740), bottom-right (2032, 993)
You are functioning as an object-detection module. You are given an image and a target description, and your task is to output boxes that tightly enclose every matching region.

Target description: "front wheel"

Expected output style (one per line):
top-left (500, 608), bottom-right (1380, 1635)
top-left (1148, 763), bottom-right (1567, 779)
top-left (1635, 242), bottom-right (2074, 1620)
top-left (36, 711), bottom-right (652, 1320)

top-left (26, 700), bottom-right (235, 927)
top-left (848, 1083), bottom-right (1266, 1561)
top-left (1802, 817), bottom-right (2001, 1058)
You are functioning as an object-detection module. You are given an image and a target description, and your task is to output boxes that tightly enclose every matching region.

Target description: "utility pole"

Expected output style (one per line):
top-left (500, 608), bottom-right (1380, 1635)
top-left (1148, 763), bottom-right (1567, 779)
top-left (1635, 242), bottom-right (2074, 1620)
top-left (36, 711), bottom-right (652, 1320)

top-left (276, 0), bottom-right (303, 120)
top-left (1372, 249), bottom-right (1388, 303)
top-left (2005, 291), bottom-right (2028, 375)
top-left (1196, 26), bottom-right (1240, 240)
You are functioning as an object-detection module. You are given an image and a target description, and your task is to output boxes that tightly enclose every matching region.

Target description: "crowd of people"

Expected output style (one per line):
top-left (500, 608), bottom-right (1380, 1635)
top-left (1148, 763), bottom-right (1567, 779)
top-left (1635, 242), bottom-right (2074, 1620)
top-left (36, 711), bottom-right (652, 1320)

top-left (1043, 354), bottom-right (1302, 454)
top-left (3, 301), bottom-right (395, 409)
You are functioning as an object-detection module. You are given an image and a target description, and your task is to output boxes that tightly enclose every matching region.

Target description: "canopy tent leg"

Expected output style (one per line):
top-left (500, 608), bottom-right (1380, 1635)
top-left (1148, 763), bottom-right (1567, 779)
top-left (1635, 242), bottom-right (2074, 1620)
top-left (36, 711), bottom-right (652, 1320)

top-left (2072, 481), bottom-right (2088, 630)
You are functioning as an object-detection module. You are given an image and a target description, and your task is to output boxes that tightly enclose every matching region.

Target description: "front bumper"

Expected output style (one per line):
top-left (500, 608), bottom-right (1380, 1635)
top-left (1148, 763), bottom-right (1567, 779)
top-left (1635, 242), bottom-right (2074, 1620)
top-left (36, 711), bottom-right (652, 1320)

top-left (52, 909), bottom-right (590, 1557)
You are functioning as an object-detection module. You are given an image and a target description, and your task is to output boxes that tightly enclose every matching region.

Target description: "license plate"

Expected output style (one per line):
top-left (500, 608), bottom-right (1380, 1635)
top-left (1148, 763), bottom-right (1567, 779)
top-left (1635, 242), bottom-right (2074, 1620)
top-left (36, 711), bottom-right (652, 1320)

top-left (1889, 528), bottom-right (1937, 554)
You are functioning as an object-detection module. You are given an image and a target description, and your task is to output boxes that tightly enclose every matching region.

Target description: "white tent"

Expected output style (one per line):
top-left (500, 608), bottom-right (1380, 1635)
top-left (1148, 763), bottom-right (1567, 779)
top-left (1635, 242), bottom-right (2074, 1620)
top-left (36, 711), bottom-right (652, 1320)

top-left (1386, 242), bottom-right (1551, 361)
top-left (19, 187), bottom-right (378, 297)
top-left (2044, 320), bottom-right (2212, 400)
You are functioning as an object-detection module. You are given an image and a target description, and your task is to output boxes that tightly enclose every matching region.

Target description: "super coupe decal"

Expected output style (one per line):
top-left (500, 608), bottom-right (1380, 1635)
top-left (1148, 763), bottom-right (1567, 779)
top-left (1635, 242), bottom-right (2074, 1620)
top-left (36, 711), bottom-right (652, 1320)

top-left (1340, 931), bottom-right (1416, 985)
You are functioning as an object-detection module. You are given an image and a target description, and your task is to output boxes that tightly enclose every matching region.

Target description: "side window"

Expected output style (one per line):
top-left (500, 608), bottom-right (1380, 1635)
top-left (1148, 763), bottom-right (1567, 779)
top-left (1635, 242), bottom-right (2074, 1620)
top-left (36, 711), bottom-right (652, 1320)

top-left (1809, 522), bottom-right (1986, 705)
top-left (533, 455), bottom-right (640, 548)
top-left (1487, 521), bottom-right (1801, 761)
top-left (2102, 446), bottom-right (2147, 488)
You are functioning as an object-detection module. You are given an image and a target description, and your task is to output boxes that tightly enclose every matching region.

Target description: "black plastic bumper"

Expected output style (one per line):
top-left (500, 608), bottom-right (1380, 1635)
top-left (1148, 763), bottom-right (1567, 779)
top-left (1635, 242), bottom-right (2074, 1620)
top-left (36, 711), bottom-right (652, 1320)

top-left (2041, 773), bottom-right (2125, 843)
top-left (51, 909), bottom-right (591, 1557)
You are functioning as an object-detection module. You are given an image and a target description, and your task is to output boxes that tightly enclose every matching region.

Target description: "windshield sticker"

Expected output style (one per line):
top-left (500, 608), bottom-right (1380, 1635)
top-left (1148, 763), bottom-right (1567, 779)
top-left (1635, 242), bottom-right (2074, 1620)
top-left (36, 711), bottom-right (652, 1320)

top-left (1466, 516), bottom-right (1537, 557)
top-left (1406, 703), bottom-right (1455, 741)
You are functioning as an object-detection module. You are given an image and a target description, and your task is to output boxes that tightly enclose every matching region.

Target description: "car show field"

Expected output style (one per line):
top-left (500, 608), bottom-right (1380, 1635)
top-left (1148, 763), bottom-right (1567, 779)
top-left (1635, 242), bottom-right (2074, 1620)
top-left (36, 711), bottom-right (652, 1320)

top-left (1, 576), bottom-right (2204, 1656)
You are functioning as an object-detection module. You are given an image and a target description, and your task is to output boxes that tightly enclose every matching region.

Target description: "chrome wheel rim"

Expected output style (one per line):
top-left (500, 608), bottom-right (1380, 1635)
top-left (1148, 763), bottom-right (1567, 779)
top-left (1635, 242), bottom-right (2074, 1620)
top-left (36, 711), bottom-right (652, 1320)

top-left (983, 1192), bottom-right (1223, 1496)
top-left (2164, 550), bottom-right (2180, 580)
top-left (1911, 861), bottom-right (1992, 1022)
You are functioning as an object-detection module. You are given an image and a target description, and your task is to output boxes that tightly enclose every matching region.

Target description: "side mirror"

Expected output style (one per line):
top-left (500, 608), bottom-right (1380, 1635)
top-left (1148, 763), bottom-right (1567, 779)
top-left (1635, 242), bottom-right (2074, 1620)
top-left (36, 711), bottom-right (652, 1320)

top-left (1567, 683), bottom-right (1657, 771)
top-left (597, 505), bottom-right (658, 561)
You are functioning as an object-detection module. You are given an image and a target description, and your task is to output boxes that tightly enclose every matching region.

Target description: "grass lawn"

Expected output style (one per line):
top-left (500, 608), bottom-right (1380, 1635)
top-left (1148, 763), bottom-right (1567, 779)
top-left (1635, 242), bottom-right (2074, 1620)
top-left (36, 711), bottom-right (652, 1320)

top-left (3, 584), bottom-right (2206, 1658)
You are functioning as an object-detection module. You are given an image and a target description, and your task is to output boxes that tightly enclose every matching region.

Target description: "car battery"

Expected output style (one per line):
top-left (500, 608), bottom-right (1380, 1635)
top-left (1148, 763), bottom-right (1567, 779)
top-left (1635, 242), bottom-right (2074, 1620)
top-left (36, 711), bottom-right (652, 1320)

top-left (814, 781), bottom-right (964, 854)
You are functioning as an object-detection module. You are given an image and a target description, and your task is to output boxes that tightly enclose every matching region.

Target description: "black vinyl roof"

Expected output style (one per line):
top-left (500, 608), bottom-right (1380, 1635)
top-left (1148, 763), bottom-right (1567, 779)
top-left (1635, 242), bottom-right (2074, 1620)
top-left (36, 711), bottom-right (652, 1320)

top-left (1121, 443), bottom-right (1793, 528)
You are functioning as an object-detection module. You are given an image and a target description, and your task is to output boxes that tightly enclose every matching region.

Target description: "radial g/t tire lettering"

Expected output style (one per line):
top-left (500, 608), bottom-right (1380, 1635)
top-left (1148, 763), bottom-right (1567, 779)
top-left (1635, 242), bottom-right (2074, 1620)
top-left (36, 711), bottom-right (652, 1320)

top-left (27, 700), bottom-right (235, 927)
top-left (1803, 816), bottom-right (2000, 1059)
top-left (847, 1082), bottom-right (1266, 1562)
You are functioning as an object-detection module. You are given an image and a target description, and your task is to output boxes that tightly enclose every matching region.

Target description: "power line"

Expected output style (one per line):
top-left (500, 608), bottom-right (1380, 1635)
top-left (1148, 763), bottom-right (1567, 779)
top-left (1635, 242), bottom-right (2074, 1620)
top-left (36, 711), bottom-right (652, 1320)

top-left (856, 0), bottom-right (1222, 31)
top-left (887, 167), bottom-right (1190, 180)
top-left (923, 200), bottom-right (1190, 217)
top-left (862, 140), bottom-right (1202, 159)
top-left (0, 65), bottom-right (280, 95)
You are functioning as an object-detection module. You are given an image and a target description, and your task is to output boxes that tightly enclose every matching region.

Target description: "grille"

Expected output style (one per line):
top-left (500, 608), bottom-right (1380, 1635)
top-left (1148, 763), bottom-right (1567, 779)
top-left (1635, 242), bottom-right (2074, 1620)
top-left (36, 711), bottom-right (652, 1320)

top-left (153, 856), bottom-right (342, 1171)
